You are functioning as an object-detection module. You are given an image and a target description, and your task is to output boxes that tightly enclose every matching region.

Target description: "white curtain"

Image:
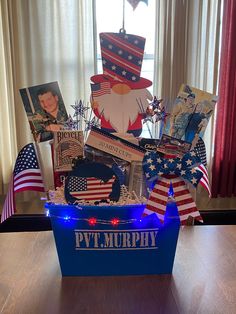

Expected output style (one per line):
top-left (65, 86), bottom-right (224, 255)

top-left (153, 0), bottom-right (222, 165)
top-left (0, 0), bottom-right (95, 195)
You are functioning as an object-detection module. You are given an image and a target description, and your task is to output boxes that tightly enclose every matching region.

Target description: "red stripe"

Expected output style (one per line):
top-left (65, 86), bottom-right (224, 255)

top-left (177, 206), bottom-right (199, 216)
top-left (156, 180), bottom-right (170, 188)
top-left (102, 33), bottom-right (144, 56)
top-left (148, 197), bottom-right (167, 206)
top-left (15, 186), bottom-right (45, 193)
top-left (175, 197), bottom-right (195, 206)
top-left (173, 189), bottom-right (191, 197)
top-left (14, 178), bottom-right (44, 185)
top-left (152, 188), bottom-right (168, 196)
top-left (15, 171), bottom-right (42, 180)
top-left (145, 204), bottom-right (165, 215)
top-left (102, 47), bottom-right (140, 74)
top-left (103, 68), bottom-right (136, 84)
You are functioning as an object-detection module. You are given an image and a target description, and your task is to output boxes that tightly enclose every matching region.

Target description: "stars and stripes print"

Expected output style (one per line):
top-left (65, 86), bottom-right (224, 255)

top-left (91, 82), bottom-right (111, 98)
top-left (100, 32), bottom-right (145, 83)
top-left (193, 137), bottom-right (211, 195)
top-left (196, 163), bottom-right (211, 196)
top-left (194, 137), bottom-right (207, 167)
top-left (60, 142), bottom-right (81, 159)
top-left (143, 176), bottom-right (203, 225)
top-left (1, 143), bottom-right (45, 223)
top-left (68, 175), bottom-right (116, 202)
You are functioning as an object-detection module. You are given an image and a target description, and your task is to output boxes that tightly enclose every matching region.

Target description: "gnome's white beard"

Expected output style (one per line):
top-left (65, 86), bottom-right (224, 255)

top-left (95, 88), bottom-right (152, 133)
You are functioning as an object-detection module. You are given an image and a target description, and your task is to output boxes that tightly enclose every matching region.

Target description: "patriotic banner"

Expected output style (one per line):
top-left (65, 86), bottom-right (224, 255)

top-left (142, 150), bottom-right (211, 225)
top-left (1, 143), bottom-right (45, 223)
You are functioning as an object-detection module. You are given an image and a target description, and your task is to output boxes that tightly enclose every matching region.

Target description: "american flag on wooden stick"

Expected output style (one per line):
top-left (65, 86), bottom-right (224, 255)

top-left (1, 143), bottom-right (45, 223)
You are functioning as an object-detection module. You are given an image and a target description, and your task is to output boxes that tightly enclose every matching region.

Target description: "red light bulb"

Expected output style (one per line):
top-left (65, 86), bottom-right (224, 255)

top-left (88, 217), bottom-right (97, 226)
top-left (111, 218), bottom-right (119, 226)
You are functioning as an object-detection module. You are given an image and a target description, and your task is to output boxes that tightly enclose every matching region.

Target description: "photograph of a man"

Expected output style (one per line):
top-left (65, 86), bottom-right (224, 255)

top-left (165, 84), bottom-right (217, 144)
top-left (169, 93), bottom-right (196, 140)
top-left (20, 81), bottom-right (68, 142)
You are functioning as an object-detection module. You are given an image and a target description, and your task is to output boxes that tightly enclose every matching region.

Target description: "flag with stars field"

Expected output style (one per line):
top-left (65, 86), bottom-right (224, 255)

top-left (68, 176), bottom-right (116, 202)
top-left (1, 143), bottom-right (45, 223)
top-left (142, 150), bottom-right (210, 225)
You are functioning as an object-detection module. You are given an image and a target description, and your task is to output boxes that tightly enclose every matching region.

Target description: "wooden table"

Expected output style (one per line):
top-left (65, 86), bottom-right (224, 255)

top-left (1, 226), bottom-right (236, 314)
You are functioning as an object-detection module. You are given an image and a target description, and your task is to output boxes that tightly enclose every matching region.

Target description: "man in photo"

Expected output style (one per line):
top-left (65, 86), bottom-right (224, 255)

top-left (170, 93), bottom-right (196, 140)
top-left (32, 86), bottom-right (68, 142)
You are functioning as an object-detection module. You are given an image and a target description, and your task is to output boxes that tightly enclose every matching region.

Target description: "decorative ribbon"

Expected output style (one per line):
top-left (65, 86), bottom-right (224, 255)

top-left (143, 150), bottom-right (205, 225)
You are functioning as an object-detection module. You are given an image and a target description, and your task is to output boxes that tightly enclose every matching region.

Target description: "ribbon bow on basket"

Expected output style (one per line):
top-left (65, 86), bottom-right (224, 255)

top-left (142, 150), bottom-right (211, 225)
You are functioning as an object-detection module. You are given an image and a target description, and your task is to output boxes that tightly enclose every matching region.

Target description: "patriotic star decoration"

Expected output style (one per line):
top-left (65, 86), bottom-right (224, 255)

top-left (155, 108), bottom-right (170, 124)
top-left (71, 100), bottom-right (89, 118)
top-left (85, 116), bottom-right (100, 131)
top-left (64, 114), bottom-right (79, 130)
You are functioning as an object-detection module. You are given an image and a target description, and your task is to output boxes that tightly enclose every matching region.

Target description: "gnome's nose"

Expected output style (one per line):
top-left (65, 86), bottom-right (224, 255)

top-left (112, 83), bottom-right (131, 95)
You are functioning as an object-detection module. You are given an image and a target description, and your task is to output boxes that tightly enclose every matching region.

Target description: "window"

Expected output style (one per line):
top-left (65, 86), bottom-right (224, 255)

top-left (95, 0), bottom-right (155, 93)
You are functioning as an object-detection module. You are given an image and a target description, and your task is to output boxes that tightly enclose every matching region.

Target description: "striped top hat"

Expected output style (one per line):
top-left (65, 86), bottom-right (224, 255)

top-left (91, 32), bottom-right (152, 89)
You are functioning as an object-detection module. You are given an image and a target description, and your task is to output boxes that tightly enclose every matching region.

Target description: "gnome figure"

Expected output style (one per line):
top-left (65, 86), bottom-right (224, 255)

top-left (90, 32), bottom-right (153, 137)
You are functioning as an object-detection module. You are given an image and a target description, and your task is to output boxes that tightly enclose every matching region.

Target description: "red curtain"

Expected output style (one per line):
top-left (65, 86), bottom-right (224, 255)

top-left (212, 0), bottom-right (236, 197)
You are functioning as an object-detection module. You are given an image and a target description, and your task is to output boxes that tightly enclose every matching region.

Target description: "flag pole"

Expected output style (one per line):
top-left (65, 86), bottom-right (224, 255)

top-left (120, 0), bottom-right (126, 33)
top-left (34, 141), bottom-right (49, 199)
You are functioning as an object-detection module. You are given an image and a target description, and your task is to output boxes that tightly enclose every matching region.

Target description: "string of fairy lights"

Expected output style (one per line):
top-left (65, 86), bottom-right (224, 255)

top-left (46, 210), bottom-right (142, 226)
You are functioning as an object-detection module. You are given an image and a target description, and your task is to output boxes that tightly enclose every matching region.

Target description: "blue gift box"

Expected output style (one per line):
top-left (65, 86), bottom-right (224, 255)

top-left (46, 202), bottom-right (180, 276)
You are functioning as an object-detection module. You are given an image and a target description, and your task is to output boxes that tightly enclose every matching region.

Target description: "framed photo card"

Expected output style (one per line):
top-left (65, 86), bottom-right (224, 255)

top-left (165, 84), bottom-right (217, 143)
top-left (20, 81), bottom-right (68, 142)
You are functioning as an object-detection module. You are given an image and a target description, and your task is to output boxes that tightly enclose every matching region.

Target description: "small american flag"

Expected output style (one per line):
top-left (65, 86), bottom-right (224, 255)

top-left (194, 137), bottom-right (207, 167)
top-left (91, 82), bottom-right (111, 98)
top-left (193, 137), bottom-right (211, 195)
top-left (60, 142), bottom-right (81, 159)
top-left (1, 143), bottom-right (45, 223)
top-left (68, 175), bottom-right (115, 202)
top-left (196, 163), bottom-right (211, 196)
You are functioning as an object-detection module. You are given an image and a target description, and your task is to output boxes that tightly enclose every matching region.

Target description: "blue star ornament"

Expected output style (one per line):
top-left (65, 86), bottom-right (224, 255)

top-left (64, 114), bottom-right (79, 130)
top-left (71, 100), bottom-right (89, 118)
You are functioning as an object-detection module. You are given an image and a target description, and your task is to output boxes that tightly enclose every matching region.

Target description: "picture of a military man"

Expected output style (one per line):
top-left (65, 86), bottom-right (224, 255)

top-left (170, 93), bottom-right (196, 140)
top-left (32, 86), bottom-right (68, 142)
